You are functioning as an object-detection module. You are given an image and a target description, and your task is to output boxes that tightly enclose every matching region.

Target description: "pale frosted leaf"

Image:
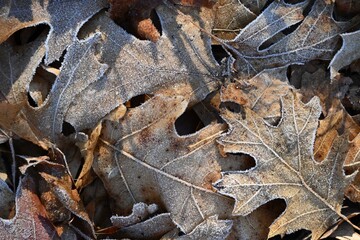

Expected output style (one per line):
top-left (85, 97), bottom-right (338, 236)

top-left (115, 213), bottom-right (175, 239)
top-left (176, 215), bottom-right (233, 240)
top-left (111, 202), bottom-right (159, 228)
top-left (93, 95), bottom-right (234, 233)
top-left (227, 0), bottom-right (355, 76)
top-left (216, 91), bottom-right (354, 239)
top-left (24, 34), bottom-right (108, 142)
top-left (0, 0), bottom-right (108, 63)
top-left (330, 30), bottom-right (360, 79)
top-left (72, 3), bottom-right (226, 124)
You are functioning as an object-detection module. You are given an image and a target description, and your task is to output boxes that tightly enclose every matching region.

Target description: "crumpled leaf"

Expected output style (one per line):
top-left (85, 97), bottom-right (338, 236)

top-left (0, 175), bottom-right (58, 239)
top-left (93, 94), bottom-right (234, 233)
top-left (226, 0), bottom-right (356, 76)
top-left (215, 91), bottom-right (354, 239)
top-left (175, 215), bottom-right (233, 240)
top-left (0, 0), bottom-right (108, 63)
top-left (330, 29), bottom-right (360, 79)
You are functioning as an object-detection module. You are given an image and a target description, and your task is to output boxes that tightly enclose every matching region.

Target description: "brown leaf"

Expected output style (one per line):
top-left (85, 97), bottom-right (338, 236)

top-left (0, 175), bottom-right (58, 239)
top-left (221, 68), bottom-right (292, 123)
top-left (215, 91), bottom-right (355, 239)
top-left (213, 0), bottom-right (267, 40)
top-left (93, 94), bottom-right (234, 233)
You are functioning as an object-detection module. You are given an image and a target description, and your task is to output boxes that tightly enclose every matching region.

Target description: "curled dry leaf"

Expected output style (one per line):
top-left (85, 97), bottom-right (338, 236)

top-left (215, 91), bottom-right (355, 239)
top-left (0, 0), bottom-right (108, 63)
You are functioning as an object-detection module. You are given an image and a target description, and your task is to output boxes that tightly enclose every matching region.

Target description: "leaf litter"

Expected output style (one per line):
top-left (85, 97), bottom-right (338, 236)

top-left (0, 0), bottom-right (359, 239)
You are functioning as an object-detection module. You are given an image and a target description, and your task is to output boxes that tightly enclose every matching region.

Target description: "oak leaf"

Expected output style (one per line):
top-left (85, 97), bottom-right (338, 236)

top-left (0, 0), bottom-right (108, 63)
top-left (215, 91), bottom-right (354, 239)
top-left (225, 0), bottom-right (356, 76)
top-left (0, 175), bottom-right (58, 239)
top-left (93, 94), bottom-right (234, 233)
top-left (330, 30), bottom-right (360, 79)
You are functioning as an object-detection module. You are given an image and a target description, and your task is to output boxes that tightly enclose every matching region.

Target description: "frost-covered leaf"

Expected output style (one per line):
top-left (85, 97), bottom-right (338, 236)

top-left (213, 0), bottom-right (267, 40)
top-left (0, 175), bottom-right (58, 239)
top-left (111, 202), bottom-right (159, 228)
top-left (24, 33), bottom-right (108, 143)
top-left (0, 0), bottom-right (108, 63)
top-left (93, 94), bottom-right (234, 233)
top-left (221, 68), bottom-right (292, 123)
top-left (175, 215), bottom-right (232, 240)
top-left (215, 91), bottom-right (354, 239)
top-left (114, 213), bottom-right (175, 239)
top-left (330, 30), bottom-right (360, 79)
top-left (74, 3), bottom-right (226, 124)
top-left (226, 0), bottom-right (355, 76)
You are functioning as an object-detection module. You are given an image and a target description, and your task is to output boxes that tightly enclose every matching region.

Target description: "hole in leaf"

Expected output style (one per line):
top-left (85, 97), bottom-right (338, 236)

top-left (175, 108), bottom-right (205, 136)
top-left (48, 50), bottom-right (66, 70)
top-left (333, 0), bottom-right (360, 21)
top-left (109, 1), bottom-right (162, 42)
top-left (124, 94), bottom-right (153, 108)
top-left (7, 24), bottom-right (49, 46)
top-left (264, 116), bottom-right (281, 127)
top-left (258, 22), bottom-right (301, 51)
top-left (27, 64), bottom-right (57, 108)
top-left (150, 10), bottom-right (162, 36)
top-left (284, 0), bottom-right (307, 4)
top-left (62, 121), bottom-right (76, 136)
top-left (302, 0), bottom-right (316, 17)
top-left (220, 101), bottom-right (243, 114)
top-left (219, 153), bottom-right (256, 171)
top-left (211, 45), bottom-right (229, 64)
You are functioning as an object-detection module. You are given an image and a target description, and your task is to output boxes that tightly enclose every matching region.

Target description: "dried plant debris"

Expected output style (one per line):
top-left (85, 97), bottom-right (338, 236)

top-left (0, 0), bottom-right (359, 239)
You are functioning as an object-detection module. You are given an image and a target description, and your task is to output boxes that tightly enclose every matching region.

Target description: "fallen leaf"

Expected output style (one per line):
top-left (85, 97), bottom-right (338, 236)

top-left (225, 0), bottom-right (356, 76)
top-left (175, 215), bottom-right (233, 240)
top-left (0, 175), bottom-right (58, 239)
top-left (0, 0), bottom-right (108, 63)
top-left (93, 94), bottom-right (234, 233)
top-left (221, 68), bottom-right (291, 123)
top-left (215, 91), bottom-right (355, 239)
top-left (110, 202), bottom-right (159, 228)
top-left (330, 30), bottom-right (360, 79)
